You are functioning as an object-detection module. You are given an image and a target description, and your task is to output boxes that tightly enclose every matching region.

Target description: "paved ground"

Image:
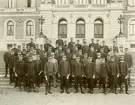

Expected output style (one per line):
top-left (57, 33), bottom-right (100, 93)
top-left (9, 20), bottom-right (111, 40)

top-left (0, 88), bottom-right (135, 105)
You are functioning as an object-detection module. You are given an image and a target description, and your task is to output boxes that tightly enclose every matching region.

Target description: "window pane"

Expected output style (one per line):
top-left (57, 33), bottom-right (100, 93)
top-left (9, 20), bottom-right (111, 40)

top-left (94, 19), bottom-right (103, 38)
top-left (7, 21), bottom-right (14, 35)
top-left (27, 0), bottom-right (31, 7)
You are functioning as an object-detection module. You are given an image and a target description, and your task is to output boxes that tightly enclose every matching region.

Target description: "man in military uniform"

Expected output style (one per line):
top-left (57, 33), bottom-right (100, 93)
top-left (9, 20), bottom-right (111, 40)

top-left (124, 48), bottom-right (133, 86)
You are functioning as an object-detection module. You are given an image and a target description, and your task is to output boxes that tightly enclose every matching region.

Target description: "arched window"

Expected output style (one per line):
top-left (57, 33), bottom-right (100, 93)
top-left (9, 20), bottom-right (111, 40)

top-left (76, 18), bottom-right (85, 38)
top-left (129, 19), bottom-right (135, 36)
top-left (7, 21), bottom-right (14, 36)
top-left (26, 20), bottom-right (34, 36)
top-left (58, 19), bottom-right (67, 38)
top-left (94, 18), bottom-right (103, 38)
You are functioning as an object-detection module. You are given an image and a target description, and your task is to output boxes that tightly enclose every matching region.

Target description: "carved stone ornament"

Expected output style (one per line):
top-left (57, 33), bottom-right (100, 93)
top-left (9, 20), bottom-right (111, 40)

top-left (17, 18), bottom-right (24, 23)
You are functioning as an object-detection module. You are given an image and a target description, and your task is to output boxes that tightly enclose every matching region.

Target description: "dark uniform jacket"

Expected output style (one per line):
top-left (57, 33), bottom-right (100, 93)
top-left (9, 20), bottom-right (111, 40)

top-left (95, 44), bottom-right (101, 52)
top-left (85, 62), bottom-right (95, 78)
top-left (44, 62), bottom-right (55, 76)
top-left (76, 44), bottom-right (82, 50)
top-left (101, 45), bottom-right (110, 54)
top-left (34, 60), bottom-right (42, 74)
top-left (8, 54), bottom-right (17, 69)
top-left (88, 51), bottom-right (97, 62)
top-left (58, 60), bottom-right (70, 77)
top-left (82, 58), bottom-right (88, 70)
top-left (26, 61), bottom-right (35, 76)
top-left (99, 63), bottom-right (110, 78)
top-left (113, 46), bottom-right (119, 52)
top-left (124, 53), bottom-right (133, 68)
top-left (72, 61), bottom-right (84, 76)
top-left (15, 60), bottom-right (25, 76)
top-left (63, 44), bottom-right (68, 53)
top-left (108, 61), bottom-right (119, 76)
top-left (3, 52), bottom-right (10, 64)
top-left (70, 59), bottom-right (76, 75)
top-left (68, 42), bottom-right (74, 48)
top-left (118, 61), bottom-right (128, 76)
top-left (82, 45), bottom-right (89, 54)
top-left (66, 53), bottom-right (72, 63)
top-left (27, 42), bottom-right (36, 49)
top-left (89, 43), bottom-right (96, 49)
top-left (56, 39), bottom-right (64, 46)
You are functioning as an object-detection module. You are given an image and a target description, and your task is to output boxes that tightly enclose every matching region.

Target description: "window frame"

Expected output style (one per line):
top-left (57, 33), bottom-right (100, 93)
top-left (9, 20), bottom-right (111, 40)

top-left (26, 20), bottom-right (34, 36)
top-left (58, 19), bottom-right (67, 38)
top-left (76, 18), bottom-right (85, 38)
top-left (7, 21), bottom-right (14, 36)
top-left (94, 18), bottom-right (104, 38)
top-left (129, 20), bottom-right (135, 36)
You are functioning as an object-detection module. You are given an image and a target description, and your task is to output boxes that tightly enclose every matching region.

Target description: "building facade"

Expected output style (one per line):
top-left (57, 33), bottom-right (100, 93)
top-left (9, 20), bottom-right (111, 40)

top-left (0, 0), bottom-right (135, 51)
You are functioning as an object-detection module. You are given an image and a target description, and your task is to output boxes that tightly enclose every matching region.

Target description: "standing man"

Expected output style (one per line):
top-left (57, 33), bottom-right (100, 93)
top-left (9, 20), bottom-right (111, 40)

top-left (99, 58), bottom-right (110, 94)
top-left (101, 41), bottom-right (110, 54)
top-left (85, 57), bottom-right (95, 94)
top-left (89, 38), bottom-right (96, 50)
top-left (73, 56), bottom-right (84, 94)
top-left (8, 49), bottom-right (17, 84)
top-left (58, 55), bottom-right (70, 94)
top-left (3, 47), bottom-right (10, 77)
top-left (44, 56), bottom-right (56, 95)
top-left (27, 38), bottom-right (36, 49)
top-left (76, 40), bottom-right (82, 50)
top-left (68, 37), bottom-right (74, 48)
top-left (113, 41), bottom-right (119, 53)
top-left (95, 39), bottom-right (101, 52)
top-left (118, 55), bottom-right (129, 94)
top-left (124, 48), bottom-right (133, 86)
top-left (56, 36), bottom-right (64, 46)
top-left (108, 56), bottom-right (119, 94)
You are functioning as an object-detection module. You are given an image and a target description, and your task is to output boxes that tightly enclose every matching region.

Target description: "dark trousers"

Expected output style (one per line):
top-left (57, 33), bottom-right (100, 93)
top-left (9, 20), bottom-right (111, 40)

top-left (9, 68), bottom-right (15, 83)
top-left (45, 75), bottom-right (53, 92)
top-left (74, 76), bottom-right (83, 91)
top-left (18, 75), bottom-right (25, 89)
top-left (110, 76), bottom-right (117, 92)
top-left (119, 75), bottom-right (128, 92)
top-left (5, 63), bottom-right (8, 76)
top-left (35, 73), bottom-right (40, 87)
top-left (60, 76), bottom-right (69, 91)
top-left (87, 78), bottom-right (94, 91)
top-left (82, 77), bottom-right (87, 89)
top-left (100, 77), bottom-right (107, 92)
top-left (128, 69), bottom-right (131, 85)
top-left (27, 75), bottom-right (35, 90)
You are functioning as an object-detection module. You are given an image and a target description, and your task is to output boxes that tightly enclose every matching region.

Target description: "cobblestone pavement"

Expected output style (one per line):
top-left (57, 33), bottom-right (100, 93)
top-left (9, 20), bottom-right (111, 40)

top-left (0, 88), bottom-right (135, 105)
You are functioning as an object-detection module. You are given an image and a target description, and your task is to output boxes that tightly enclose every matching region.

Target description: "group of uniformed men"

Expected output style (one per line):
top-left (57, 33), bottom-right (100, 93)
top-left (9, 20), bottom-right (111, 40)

top-left (3, 36), bottom-right (133, 95)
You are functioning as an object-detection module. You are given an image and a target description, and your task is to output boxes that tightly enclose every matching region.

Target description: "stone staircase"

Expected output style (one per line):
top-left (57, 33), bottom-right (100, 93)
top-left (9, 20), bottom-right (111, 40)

top-left (0, 51), bottom-right (135, 93)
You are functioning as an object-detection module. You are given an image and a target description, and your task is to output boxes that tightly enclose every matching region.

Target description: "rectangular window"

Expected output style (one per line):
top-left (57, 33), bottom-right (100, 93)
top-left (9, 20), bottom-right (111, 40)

top-left (130, 24), bottom-right (135, 35)
top-left (131, 44), bottom-right (135, 48)
top-left (7, 44), bottom-right (13, 49)
top-left (76, 24), bottom-right (85, 38)
top-left (58, 24), bottom-right (67, 38)
top-left (94, 24), bottom-right (103, 38)
top-left (27, 0), bottom-right (32, 7)
top-left (7, 25), bottom-right (14, 36)
top-left (27, 25), bottom-right (34, 36)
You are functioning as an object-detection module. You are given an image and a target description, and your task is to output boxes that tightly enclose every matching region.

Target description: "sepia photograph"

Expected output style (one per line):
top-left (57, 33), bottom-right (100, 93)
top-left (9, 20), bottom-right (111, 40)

top-left (0, 0), bottom-right (135, 105)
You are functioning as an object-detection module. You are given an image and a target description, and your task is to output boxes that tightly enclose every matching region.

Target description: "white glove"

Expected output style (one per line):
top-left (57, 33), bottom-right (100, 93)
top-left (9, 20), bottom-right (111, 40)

top-left (67, 74), bottom-right (70, 79)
